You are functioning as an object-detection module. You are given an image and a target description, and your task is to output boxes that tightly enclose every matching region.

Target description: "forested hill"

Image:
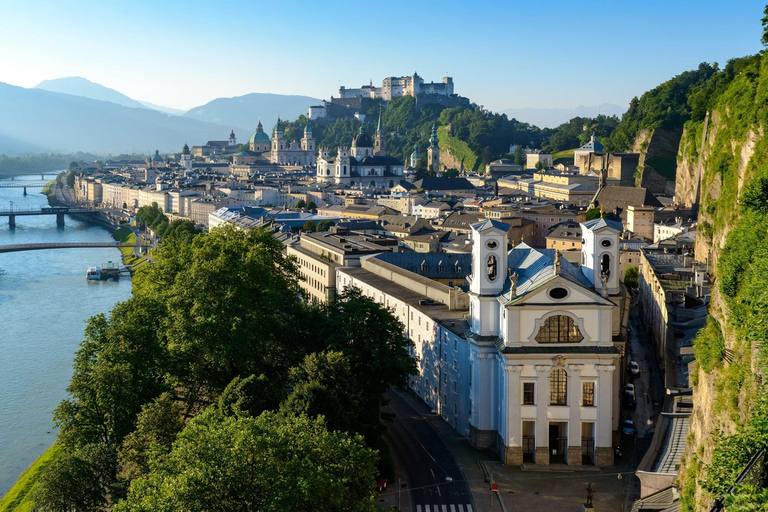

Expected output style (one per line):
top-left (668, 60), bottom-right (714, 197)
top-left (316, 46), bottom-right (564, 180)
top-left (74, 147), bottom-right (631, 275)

top-left (282, 96), bottom-right (622, 173)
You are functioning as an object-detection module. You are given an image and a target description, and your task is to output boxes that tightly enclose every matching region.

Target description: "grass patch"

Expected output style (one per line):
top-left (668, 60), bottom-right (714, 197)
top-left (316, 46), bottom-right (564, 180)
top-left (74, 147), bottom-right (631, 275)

top-left (0, 443), bottom-right (61, 512)
top-left (437, 126), bottom-right (480, 172)
top-left (118, 232), bottom-right (137, 258)
top-left (552, 149), bottom-right (575, 166)
top-left (693, 315), bottom-right (725, 373)
top-left (112, 226), bottom-right (132, 242)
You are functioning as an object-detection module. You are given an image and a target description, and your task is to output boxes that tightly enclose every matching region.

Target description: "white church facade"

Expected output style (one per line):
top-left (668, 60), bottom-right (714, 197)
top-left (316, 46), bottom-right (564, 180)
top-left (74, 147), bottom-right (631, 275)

top-left (336, 217), bottom-right (625, 467)
top-left (316, 117), bottom-right (404, 188)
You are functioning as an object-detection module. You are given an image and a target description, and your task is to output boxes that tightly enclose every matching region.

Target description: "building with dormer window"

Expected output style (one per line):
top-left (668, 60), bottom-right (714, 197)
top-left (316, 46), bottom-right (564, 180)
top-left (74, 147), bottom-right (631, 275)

top-left (335, 216), bottom-right (626, 467)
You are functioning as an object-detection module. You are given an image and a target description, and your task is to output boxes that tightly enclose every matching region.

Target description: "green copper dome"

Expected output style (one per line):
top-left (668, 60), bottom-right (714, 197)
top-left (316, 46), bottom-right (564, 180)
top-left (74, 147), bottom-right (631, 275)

top-left (429, 123), bottom-right (439, 148)
top-left (249, 129), bottom-right (270, 144)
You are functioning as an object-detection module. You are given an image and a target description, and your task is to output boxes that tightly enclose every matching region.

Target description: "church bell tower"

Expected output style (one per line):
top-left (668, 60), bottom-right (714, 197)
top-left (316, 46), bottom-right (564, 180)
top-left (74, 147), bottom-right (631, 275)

top-left (428, 123), bottom-right (440, 174)
top-left (468, 220), bottom-right (510, 336)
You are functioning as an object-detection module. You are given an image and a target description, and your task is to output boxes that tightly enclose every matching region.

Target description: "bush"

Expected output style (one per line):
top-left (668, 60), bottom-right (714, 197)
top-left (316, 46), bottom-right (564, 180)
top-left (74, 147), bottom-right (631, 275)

top-left (693, 315), bottom-right (725, 373)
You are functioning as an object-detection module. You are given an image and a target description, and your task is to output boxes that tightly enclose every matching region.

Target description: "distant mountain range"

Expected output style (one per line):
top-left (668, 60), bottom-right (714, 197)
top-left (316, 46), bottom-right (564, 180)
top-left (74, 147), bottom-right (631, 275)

top-left (502, 104), bottom-right (625, 128)
top-left (35, 77), bottom-right (150, 110)
top-left (184, 93), bottom-right (322, 133)
top-left (0, 82), bottom-right (247, 155)
top-left (0, 77), bottom-right (321, 155)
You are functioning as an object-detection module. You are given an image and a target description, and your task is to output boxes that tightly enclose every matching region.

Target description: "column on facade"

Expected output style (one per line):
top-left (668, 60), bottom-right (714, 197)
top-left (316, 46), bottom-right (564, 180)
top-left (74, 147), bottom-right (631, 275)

top-left (504, 364), bottom-right (524, 465)
top-left (534, 364), bottom-right (551, 465)
top-left (595, 364), bottom-right (616, 467)
top-left (567, 364), bottom-right (584, 465)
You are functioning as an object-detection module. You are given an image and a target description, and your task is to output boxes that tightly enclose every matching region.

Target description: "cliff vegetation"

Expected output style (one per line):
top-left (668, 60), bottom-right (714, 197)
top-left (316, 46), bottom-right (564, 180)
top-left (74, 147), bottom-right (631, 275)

top-left (673, 47), bottom-right (768, 511)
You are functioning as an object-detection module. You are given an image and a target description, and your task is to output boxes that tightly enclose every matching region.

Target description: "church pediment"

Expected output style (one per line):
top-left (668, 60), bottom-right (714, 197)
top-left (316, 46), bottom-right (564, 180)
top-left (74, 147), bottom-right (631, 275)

top-left (501, 275), bottom-right (613, 308)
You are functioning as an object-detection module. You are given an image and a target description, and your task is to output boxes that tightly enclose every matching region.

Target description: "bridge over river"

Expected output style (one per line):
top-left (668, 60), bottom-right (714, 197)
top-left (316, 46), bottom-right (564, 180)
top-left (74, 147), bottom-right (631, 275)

top-left (0, 242), bottom-right (148, 254)
top-left (0, 207), bottom-right (99, 228)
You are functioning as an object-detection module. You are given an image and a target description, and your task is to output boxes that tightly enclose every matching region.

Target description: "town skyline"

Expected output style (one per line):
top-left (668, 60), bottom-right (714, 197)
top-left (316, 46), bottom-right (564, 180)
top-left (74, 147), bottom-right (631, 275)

top-left (0, 0), bottom-right (763, 113)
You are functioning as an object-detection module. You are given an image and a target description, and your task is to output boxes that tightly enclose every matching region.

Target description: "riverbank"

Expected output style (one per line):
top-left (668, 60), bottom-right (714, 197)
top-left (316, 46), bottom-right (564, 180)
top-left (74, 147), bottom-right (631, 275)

top-left (0, 445), bottom-right (60, 512)
top-left (44, 174), bottom-right (148, 269)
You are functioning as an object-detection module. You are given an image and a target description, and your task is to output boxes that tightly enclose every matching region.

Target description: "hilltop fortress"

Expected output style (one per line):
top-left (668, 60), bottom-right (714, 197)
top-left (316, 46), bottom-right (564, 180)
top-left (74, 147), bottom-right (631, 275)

top-left (309, 72), bottom-right (470, 121)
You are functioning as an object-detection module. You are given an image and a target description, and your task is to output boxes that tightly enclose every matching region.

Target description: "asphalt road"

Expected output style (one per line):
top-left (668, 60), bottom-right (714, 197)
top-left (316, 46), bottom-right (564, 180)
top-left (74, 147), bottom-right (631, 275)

top-left (384, 388), bottom-right (475, 512)
top-left (619, 302), bottom-right (666, 507)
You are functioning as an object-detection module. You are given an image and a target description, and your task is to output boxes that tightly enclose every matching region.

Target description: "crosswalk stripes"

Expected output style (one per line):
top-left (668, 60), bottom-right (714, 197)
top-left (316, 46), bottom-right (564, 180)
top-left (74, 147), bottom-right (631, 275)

top-left (415, 505), bottom-right (473, 512)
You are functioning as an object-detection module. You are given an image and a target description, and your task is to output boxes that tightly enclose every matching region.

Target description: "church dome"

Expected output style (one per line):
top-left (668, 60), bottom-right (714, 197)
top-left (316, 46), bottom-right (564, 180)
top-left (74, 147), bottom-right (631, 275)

top-left (353, 126), bottom-right (373, 148)
top-left (249, 129), bottom-right (270, 144)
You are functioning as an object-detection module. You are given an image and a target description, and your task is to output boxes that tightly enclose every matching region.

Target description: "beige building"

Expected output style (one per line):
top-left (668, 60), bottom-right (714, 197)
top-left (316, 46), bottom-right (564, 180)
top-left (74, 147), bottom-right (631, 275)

top-left (626, 205), bottom-right (655, 240)
top-left (286, 229), bottom-right (398, 303)
top-left (518, 208), bottom-right (587, 248)
top-left (513, 173), bottom-right (596, 206)
top-left (526, 151), bottom-right (553, 169)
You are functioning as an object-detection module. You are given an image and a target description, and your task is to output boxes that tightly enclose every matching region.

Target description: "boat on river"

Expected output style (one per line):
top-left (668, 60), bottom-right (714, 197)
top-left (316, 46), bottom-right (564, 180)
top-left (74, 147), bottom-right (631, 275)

top-left (85, 261), bottom-right (121, 281)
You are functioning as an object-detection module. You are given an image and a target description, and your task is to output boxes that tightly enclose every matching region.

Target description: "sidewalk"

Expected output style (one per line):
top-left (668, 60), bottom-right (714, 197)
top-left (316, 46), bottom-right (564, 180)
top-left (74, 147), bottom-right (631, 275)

top-left (397, 390), bottom-right (632, 512)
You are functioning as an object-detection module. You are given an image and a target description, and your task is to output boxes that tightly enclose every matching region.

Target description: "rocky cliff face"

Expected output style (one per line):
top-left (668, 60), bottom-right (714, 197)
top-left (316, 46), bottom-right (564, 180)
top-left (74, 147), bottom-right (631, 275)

top-left (673, 55), bottom-right (768, 510)
top-left (632, 127), bottom-right (683, 195)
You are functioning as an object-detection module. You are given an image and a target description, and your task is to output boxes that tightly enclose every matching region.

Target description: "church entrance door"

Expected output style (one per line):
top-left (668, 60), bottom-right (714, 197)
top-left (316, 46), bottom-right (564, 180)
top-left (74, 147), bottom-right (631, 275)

top-left (548, 422), bottom-right (568, 464)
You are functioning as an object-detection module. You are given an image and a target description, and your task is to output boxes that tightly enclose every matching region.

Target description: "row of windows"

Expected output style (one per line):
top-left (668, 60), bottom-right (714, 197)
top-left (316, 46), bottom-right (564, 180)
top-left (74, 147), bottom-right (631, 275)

top-left (298, 257), bottom-right (327, 277)
top-left (521, 374), bottom-right (595, 406)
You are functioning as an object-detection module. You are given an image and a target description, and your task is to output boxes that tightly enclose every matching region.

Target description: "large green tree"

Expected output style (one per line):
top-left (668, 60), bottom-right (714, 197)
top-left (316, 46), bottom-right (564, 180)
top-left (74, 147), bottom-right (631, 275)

top-left (281, 351), bottom-right (365, 434)
top-left (113, 410), bottom-right (379, 512)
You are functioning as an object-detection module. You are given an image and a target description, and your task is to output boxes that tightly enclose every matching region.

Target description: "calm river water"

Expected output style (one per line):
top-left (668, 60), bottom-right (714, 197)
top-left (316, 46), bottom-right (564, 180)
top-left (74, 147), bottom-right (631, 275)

top-left (0, 173), bottom-right (132, 495)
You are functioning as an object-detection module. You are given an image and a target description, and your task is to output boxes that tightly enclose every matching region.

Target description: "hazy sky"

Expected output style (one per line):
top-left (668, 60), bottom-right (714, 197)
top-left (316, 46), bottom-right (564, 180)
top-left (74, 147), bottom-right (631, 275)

top-left (0, 0), bottom-right (763, 113)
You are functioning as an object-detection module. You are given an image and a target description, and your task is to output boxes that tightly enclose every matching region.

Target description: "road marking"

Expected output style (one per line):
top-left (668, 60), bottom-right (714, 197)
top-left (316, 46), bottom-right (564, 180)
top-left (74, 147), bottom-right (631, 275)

top-left (430, 468), bottom-right (435, 478)
top-left (466, 506), bottom-right (473, 512)
top-left (416, 506), bottom-right (422, 512)
top-left (442, 506), bottom-right (448, 512)
top-left (437, 485), bottom-right (441, 496)
top-left (450, 506), bottom-right (457, 512)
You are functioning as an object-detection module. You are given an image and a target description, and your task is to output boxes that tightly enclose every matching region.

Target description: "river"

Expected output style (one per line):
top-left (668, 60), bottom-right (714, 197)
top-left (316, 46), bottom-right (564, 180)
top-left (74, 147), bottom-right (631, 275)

top-left (0, 173), bottom-right (132, 495)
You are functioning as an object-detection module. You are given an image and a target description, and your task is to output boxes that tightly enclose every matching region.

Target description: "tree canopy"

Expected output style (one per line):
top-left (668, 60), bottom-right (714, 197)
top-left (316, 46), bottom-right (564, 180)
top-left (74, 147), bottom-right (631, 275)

top-left (114, 410), bottom-right (379, 512)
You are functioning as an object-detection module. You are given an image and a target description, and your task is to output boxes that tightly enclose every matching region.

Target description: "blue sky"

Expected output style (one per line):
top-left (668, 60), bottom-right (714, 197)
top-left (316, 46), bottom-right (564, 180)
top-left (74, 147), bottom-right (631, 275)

top-left (0, 0), bottom-right (763, 113)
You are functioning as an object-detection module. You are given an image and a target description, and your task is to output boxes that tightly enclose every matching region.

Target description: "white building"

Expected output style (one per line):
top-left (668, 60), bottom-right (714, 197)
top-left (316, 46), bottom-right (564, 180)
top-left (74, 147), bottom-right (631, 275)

top-left (338, 73), bottom-right (454, 100)
top-left (336, 217), bottom-right (625, 467)
top-left (316, 125), bottom-right (404, 188)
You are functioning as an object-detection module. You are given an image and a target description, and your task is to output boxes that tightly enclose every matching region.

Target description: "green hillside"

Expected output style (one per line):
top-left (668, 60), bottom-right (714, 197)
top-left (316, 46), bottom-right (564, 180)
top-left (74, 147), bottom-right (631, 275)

top-left (436, 126), bottom-right (480, 172)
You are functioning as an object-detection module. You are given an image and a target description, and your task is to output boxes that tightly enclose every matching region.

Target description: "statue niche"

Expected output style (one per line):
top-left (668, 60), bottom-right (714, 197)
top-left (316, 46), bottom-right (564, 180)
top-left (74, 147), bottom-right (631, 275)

top-left (487, 254), bottom-right (497, 281)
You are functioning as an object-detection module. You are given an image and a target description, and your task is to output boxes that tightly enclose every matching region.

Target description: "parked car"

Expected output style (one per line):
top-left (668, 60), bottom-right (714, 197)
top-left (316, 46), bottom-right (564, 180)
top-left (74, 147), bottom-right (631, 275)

top-left (624, 383), bottom-right (635, 396)
top-left (630, 361), bottom-right (640, 375)
top-left (622, 419), bottom-right (635, 436)
top-left (628, 394), bottom-right (637, 409)
top-left (376, 477), bottom-right (388, 492)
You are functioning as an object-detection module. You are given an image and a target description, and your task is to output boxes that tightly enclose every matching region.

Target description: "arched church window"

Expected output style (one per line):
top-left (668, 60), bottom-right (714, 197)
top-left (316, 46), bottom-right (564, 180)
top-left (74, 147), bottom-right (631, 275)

top-left (601, 254), bottom-right (611, 277)
top-left (534, 315), bottom-right (583, 343)
top-left (343, 165), bottom-right (347, 175)
top-left (550, 369), bottom-right (567, 405)
top-left (487, 254), bottom-right (497, 281)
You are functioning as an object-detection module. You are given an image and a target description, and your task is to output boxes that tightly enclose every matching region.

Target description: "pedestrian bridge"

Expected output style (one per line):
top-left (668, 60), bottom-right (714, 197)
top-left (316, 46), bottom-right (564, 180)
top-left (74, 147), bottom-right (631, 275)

top-left (0, 182), bottom-right (48, 188)
top-left (0, 242), bottom-right (148, 254)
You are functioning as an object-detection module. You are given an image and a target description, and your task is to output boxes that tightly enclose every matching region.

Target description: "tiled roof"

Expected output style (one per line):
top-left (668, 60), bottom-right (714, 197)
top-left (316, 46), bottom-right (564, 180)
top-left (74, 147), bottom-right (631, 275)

top-left (375, 252), bottom-right (472, 280)
top-left (581, 217), bottom-right (624, 232)
top-left (501, 243), bottom-right (592, 299)
top-left (595, 186), bottom-right (663, 212)
top-left (471, 219), bottom-right (511, 233)
top-left (413, 177), bottom-right (475, 191)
